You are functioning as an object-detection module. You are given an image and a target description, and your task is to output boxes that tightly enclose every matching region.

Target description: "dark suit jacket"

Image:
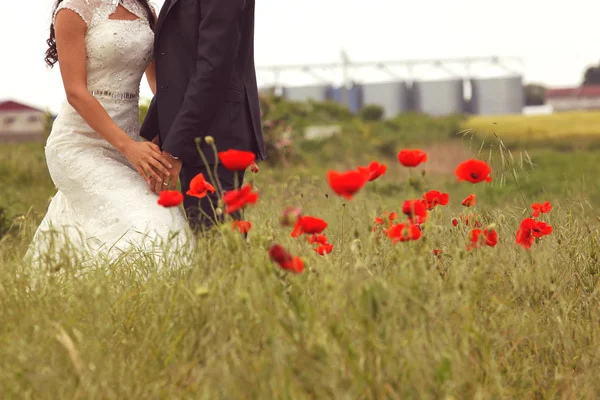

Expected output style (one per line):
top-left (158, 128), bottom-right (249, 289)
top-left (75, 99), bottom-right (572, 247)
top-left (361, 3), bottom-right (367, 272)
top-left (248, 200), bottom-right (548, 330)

top-left (141, 0), bottom-right (265, 166)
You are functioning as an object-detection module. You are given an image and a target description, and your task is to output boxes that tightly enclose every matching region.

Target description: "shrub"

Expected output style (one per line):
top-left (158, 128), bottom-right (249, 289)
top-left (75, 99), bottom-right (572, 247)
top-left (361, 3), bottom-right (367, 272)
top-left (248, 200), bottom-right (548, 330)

top-left (360, 105), bottom-right (384, 121)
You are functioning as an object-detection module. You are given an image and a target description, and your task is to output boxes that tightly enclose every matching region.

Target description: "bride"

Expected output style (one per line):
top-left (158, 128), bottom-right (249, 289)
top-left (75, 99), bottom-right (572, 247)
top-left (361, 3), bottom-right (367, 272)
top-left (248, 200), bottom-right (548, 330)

top-left (27, 0), bottom-right (193, 268)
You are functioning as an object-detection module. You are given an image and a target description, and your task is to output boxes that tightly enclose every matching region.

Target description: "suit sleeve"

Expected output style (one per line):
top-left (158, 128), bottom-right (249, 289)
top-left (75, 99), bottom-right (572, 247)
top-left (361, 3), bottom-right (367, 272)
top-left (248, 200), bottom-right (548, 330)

top-left (161, 0), bottom-right (245, 164)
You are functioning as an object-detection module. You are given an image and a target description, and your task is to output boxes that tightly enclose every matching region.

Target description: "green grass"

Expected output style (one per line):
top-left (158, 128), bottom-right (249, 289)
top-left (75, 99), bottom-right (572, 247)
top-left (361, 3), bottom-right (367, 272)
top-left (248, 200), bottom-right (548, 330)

top-left (3, 137), bottom-right (600, 398)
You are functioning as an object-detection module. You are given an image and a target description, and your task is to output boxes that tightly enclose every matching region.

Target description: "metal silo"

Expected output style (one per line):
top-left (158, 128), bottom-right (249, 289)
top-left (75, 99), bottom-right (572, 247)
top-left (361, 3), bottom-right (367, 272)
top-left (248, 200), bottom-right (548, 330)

top-left (413, 79), bottom-right (465, 116)
top-left (282, 84), bottom-right (333, 102)
top-left (361, 81), bottom-right (410, 119)
top-left (330, 85), bottom-right (364, 114)
top-left (348, 85), bottom-right (364, 114)
top-left (470, 76), bottom-right (524, 115)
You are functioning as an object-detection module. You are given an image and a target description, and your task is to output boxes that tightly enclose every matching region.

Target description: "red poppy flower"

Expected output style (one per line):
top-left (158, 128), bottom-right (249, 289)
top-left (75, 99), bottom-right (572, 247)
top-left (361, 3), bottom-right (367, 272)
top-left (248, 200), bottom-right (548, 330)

top-left (232, 220), bottom-right (252, 234)
top-left (222, 184), bottom-right (259, 214)
top-left (314, 243), bottom-right (334, 255)
top-left (249, 161), bottom-right (260, 174)
top-left (280, 207), bottom-right (302, 227)
top-left (516, 218), bottom-right (552, 249)
top-left (327, 169), bottom-right (369, 200)
top-left (462, 194), bottom-right (476, 207)
top-left (283, 257), bottom-right (304, 273)
top-left (422, 190), bottom-right (449, 210)
top-left (398, 149), bottom-right (428, 167)
top-left (433, 249), bottom-right (443, 257)
top-left (468, 229), bottom-right (498, 249)
top-left (359, 161), bottom-right (387, 182)
top-left (532, 201), bottom-right (552, 217)
top-left (455, 159), bottom-right (492, 183)
top-left (157, 190), bottom-right (184, 208)
top-left (186, 173), bottom-right (216, 199)
top-left (452, 218), bottom-right (459, 227)
top-left (516, 218), bottom-right (536, 249)
top-left (516, 230), bottom-right (535, 249)
top-left (374, 211), bottom-right (398, 226)
top-left (307, 234), bottom-right (328, 245)
top-left (218, 149), bottom-right (256, 171)
top-left (291, 216), bottom-right (328, 238)
top-left (268, 244), bottom-right (304, 273)
top-left (387, 223), bottom-right (422, 243)
top-left (402, 200), bottom-right (428, 224)
top-left (531, 220), bottom-right (553, 238)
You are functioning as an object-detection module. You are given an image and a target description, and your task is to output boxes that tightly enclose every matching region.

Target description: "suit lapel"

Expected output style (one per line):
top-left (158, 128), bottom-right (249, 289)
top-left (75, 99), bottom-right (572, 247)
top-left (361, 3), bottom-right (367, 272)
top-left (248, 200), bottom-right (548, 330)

top-left (154, 0), bottom-right (181, 40)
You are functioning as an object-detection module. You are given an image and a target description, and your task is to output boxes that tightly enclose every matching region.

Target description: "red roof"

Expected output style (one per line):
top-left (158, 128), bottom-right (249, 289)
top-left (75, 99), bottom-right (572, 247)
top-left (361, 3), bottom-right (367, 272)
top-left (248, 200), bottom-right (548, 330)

top-left (0, 100), bottom-right (44, 113)
top-left (546, 85), bottom-right (600, 99)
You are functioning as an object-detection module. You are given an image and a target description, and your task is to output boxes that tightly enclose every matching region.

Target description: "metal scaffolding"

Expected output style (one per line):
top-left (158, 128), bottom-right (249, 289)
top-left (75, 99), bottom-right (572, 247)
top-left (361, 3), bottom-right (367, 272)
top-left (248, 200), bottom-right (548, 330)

top-left (256, 55), bottom-right (525, 89)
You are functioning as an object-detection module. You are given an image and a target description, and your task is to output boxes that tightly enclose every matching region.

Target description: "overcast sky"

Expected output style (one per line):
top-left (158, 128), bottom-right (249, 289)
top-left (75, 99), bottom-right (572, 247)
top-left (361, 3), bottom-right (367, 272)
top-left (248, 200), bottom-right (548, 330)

top-left (1, 0), bottom-right (598, 113)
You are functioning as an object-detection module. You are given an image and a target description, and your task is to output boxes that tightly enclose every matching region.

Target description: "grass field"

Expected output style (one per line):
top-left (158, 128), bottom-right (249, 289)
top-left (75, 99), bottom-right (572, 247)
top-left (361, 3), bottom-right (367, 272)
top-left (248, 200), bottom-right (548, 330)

top-left (3, 117), bottom-right (600, 397)
top-left (463, 111), bottom-right (600, 150)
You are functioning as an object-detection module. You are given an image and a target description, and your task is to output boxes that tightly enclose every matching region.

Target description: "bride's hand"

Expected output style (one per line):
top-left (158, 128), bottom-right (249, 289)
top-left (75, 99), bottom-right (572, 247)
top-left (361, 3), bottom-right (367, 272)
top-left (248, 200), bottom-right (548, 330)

top-left (121, 140), bottom-right (172, 185)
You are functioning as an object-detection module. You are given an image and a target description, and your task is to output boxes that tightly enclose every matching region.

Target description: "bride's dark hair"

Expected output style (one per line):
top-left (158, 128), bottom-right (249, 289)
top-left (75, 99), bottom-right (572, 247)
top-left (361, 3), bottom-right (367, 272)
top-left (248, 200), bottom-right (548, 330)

top-left (45, 0), bottom-right (157, 68)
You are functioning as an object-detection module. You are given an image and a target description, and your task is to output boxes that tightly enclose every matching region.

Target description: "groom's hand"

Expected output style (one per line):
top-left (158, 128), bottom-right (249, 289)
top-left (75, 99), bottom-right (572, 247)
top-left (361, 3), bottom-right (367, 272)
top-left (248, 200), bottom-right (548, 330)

top-left (162, 151), bottom-right (182, 191)
top-left (149, 152), bottom-right (181, 194)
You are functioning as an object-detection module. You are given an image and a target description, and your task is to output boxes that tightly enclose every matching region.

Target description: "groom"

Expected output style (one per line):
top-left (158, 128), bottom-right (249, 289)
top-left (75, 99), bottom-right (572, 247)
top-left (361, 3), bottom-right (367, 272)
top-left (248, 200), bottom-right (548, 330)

top-left (141, 0), bottom-right (265, 231)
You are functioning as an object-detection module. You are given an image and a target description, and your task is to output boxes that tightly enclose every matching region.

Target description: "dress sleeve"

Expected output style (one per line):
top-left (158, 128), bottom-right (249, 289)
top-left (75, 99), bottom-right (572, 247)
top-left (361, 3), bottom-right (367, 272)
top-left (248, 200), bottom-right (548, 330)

top-left (53, 0), bottom-right (94, 26)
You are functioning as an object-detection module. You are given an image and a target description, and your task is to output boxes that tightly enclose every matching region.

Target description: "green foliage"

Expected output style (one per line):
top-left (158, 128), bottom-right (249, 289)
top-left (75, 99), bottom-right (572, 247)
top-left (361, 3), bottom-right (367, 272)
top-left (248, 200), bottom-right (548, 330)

top-left (139, 99), bottom-right (150, 124)
top-left (524, 83), bottom-right (546, 106)
top-left (259, 95), bottom-right (467, 168)
top-left (583, 63), bottom-right (600, 86)
top-left (3, 126), bottom-right (600, 396)
top-left (43, 112), bottom-right (54, 139)
top-left (360, 104), bottom-right (384, 121)
top-left (0, 207), bottom-right (11, 239)
top-left (2, 147), bottom-right (600, 397)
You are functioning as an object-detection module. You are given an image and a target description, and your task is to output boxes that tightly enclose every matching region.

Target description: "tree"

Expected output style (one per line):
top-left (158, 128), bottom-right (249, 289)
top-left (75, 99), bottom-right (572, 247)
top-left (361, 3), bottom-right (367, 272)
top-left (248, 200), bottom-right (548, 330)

top-left (524, 84), bottom-right (546, 106)
top-left (583, 63), bottom-right (600, 86)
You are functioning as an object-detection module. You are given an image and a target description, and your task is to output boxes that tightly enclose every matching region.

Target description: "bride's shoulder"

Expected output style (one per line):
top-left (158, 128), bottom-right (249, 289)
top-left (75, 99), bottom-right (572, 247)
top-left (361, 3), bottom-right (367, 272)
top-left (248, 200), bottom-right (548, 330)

top-left (54, 0), bottom-right (114, 26)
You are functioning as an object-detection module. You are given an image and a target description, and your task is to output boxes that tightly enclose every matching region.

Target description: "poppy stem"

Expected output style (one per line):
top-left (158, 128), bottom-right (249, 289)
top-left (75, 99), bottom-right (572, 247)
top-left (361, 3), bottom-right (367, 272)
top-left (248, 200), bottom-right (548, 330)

top-left (233, 172), bottom-right (242, 221)
top-left (194, 139), bottom-right (223, 197)
top-left (210, 142), bottom-right (225, 196)
top-left (340, 203), bottom-right (346, 260)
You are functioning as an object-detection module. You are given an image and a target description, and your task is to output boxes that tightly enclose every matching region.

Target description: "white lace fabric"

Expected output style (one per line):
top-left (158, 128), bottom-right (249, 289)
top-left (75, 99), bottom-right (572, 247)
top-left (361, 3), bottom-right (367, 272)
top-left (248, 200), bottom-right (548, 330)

top-left (28, 0), bottom-right (193, 269)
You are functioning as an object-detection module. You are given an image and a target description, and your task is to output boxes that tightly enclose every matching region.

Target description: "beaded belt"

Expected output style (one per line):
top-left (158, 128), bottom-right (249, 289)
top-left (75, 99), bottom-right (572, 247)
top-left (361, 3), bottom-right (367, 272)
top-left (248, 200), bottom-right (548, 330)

top-left (90, 89), bottom-right (139, 101)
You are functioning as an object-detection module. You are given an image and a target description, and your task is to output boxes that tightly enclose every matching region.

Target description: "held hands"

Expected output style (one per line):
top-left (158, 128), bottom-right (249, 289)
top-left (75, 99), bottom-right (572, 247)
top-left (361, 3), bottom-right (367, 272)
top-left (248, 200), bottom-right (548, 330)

top-left (150, 151), bottom-right (182, 195)
top-left (121, 140), bottom-right (172, 185)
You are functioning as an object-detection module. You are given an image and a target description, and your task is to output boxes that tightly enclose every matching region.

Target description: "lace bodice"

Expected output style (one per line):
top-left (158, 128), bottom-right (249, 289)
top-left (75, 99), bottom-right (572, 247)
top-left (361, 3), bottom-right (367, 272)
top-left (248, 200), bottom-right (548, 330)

top-left (54, 0), bottom-right (154, 95)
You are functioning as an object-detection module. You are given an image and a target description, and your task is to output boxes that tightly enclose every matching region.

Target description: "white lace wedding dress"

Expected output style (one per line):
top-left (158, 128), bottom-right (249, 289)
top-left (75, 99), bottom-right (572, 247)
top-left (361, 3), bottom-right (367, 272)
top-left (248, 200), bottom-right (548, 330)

top-left (27, 0), bottom-right (192, 270)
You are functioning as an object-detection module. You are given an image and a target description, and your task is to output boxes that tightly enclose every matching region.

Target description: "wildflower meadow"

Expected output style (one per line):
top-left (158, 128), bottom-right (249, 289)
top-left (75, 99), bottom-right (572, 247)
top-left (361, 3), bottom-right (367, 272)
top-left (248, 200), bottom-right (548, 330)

top-left (2, 98), bottom-right (600, 398)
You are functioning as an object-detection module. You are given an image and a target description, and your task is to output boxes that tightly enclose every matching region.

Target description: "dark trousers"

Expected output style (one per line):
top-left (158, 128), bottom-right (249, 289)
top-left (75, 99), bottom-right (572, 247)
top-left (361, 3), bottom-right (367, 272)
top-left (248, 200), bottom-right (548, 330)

top-left (180, 164), bottom-right (245, 232)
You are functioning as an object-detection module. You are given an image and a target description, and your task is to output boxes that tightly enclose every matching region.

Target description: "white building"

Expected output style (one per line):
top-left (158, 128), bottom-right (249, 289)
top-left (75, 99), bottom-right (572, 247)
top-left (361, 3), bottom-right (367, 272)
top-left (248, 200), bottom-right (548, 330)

top-left (0, 100), bottom-right (47, 142)
top-left (545, 86), bottom-right (600, 112)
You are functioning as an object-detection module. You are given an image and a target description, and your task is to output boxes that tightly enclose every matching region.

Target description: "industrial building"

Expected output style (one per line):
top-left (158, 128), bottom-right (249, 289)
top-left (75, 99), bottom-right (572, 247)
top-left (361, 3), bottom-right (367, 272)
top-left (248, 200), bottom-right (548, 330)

top-left (413, 79), bottom-right (466, 116)
top-left (281, 85), bottom-right (333, 103)
top-left (361, 82), bottom-right (411, 119)
top-left (468, 76), bottom-right (524, 115)
top-left (261, 56), bottom-right (526, 118)
top-left (278, 77), bottom-right (524, 118)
